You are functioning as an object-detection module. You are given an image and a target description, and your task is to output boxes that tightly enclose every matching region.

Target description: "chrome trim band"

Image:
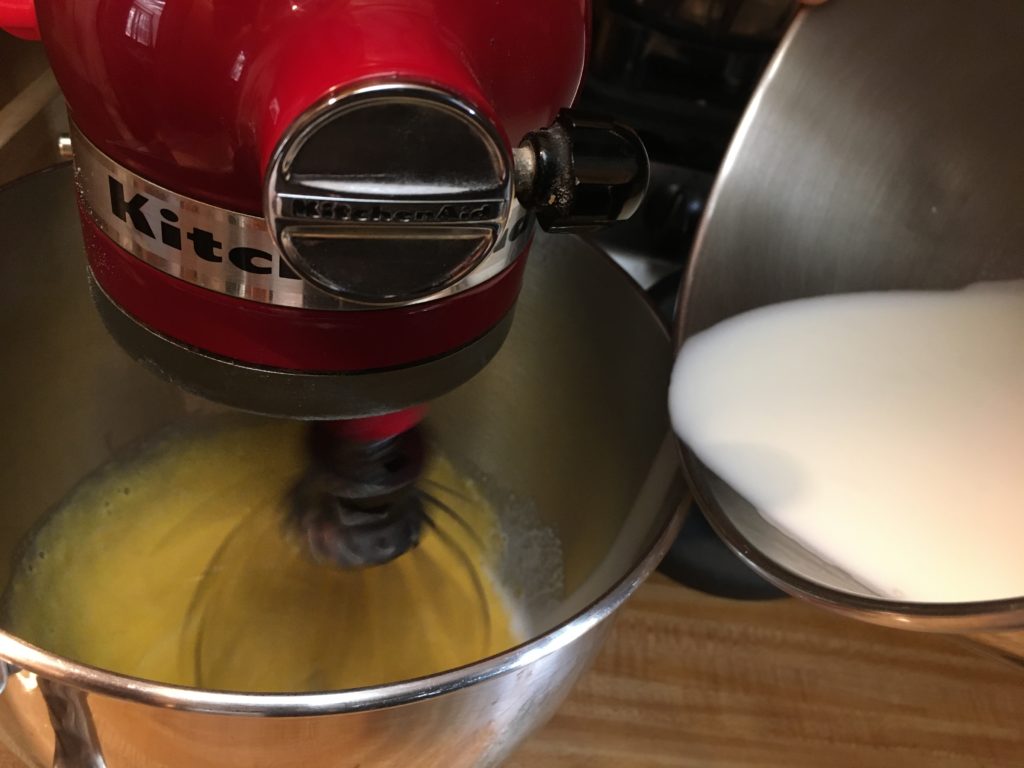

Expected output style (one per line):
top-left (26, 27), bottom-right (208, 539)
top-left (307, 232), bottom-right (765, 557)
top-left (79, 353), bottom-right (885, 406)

top-left (71, 123), bottom-right (532, 311)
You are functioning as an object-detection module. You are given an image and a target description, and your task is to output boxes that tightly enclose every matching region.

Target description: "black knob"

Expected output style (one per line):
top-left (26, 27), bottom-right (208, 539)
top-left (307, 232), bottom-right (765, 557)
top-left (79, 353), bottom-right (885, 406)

top-left (515, 110), bottom-right (650, 233)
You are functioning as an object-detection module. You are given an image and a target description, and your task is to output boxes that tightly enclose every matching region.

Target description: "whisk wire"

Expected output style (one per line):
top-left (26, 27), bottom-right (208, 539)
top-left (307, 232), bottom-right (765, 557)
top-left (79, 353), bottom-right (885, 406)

top-left (416, 488), bottom-right (489, 553)
top-left (420, 513), bottom-right (493, 652)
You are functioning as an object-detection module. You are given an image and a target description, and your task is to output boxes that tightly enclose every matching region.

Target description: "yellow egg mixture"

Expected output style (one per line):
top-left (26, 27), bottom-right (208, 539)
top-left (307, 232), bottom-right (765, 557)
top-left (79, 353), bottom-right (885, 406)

top-left (2, 417), bottom-right (524, 692)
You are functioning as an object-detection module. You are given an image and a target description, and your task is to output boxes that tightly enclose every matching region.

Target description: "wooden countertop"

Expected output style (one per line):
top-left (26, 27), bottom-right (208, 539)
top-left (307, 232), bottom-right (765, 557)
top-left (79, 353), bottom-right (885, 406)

top-left (510, 575), bottom-right (1024, 768)
top-left (2, 575), bottom-right (1021, 767)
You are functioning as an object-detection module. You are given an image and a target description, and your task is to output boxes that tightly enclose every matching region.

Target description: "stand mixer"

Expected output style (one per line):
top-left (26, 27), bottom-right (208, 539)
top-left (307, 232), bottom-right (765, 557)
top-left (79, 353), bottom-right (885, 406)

top-left (0, 5), bottom-right (687, 764)
top-left (1, 0), bottom-right (649, 571)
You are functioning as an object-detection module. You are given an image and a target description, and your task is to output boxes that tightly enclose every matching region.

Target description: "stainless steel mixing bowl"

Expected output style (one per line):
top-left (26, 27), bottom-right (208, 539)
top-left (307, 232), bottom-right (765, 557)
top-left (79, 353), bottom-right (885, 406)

top-left (676, 0), bottom-right (1024, 632)
top-left (0, 165), bottom-right (684, 767)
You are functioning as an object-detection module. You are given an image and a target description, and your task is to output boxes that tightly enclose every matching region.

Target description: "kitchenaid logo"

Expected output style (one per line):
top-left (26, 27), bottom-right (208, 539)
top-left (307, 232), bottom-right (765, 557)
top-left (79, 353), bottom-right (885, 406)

top-left (287, 197), bottom-right (500, 223)
top-left (108, 177), bottom-right (300, 279)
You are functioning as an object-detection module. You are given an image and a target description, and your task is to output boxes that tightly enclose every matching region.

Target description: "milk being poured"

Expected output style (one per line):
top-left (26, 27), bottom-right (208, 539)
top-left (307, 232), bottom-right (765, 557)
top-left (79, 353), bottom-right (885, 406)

top-left (669, 281), bottom-right (1024, 603)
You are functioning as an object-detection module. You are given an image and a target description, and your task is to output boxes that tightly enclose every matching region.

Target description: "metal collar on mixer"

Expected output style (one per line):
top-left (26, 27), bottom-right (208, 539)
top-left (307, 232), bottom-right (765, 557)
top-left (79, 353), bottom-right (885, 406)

top-left (71, 120), bottom-right (532, 312)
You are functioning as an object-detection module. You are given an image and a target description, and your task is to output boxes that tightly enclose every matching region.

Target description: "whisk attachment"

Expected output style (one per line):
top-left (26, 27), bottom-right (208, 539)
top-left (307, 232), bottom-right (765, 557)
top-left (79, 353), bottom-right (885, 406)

top-left (289, 418), bottom-right (427, 568)
top-left (168, 415), bottom-right (520, 692)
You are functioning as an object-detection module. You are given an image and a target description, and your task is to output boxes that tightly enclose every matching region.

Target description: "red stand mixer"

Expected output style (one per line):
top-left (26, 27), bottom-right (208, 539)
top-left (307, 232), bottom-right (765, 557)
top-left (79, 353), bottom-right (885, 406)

top-left (2, 0), bottom-right (648, 566)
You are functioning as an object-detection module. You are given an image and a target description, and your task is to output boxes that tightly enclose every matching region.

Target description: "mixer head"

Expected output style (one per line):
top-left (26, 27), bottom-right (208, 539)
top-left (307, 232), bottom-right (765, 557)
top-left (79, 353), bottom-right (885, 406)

top-left (77, 97), bottom-right (648, 421)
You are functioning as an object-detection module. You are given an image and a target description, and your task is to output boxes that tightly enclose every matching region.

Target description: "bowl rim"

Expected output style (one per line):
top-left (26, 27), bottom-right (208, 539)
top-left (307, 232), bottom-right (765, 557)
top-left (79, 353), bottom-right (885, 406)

top-left (0, 496), bottom-right (684, 716)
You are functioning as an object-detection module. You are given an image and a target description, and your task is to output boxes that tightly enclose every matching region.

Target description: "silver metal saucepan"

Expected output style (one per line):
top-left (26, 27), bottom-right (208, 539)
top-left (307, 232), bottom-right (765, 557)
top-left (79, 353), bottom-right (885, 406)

top-left (676, 0), bottom-right (1024, 634)
top-left (0, 166), bottom-right (685, 766)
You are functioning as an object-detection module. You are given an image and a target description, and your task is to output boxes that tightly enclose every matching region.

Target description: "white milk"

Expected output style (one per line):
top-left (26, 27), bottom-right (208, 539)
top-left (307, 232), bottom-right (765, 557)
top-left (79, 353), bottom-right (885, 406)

top-left (669, 282), bottom-right (1024, 603)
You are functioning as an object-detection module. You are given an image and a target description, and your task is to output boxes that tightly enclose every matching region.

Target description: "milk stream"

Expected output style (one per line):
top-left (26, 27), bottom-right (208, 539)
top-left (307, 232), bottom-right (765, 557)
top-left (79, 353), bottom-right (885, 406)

top-left (670, 281), bottom-right (1024, 603)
